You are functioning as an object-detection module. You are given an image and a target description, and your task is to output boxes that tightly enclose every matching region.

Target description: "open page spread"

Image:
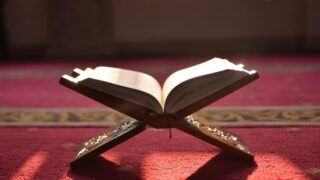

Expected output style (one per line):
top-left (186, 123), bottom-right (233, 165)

top-left (61, 58), bottom-right (257, 117)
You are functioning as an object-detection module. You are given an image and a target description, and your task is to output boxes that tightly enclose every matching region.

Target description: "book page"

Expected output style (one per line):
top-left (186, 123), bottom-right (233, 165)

top-left (95, 67), bottom-right (162, 103)
top-left (67, 66), bottom-right (163, 107)
top-left (162, 58), bottom-right (256, 103)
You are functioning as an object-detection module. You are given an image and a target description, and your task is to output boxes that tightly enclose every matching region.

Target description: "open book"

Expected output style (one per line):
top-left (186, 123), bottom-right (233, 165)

top-left (60, 58), bottom-right (259, 166)
top-left (61, 58), bottom-right (258, 128)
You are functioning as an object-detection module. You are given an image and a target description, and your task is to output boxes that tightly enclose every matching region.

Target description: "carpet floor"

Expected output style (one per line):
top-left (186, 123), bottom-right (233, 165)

top-left (0, 126), bottom-right (319, 179)
top-left (1, 54), bottom-right (320, 179)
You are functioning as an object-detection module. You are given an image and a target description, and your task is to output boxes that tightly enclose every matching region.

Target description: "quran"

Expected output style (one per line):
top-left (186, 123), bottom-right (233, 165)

top-left (60, 58), bottom-right (259, 168)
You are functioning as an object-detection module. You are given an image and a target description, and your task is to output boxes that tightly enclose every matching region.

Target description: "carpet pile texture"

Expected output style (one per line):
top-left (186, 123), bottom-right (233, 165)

top-left (1, 54), bottom-right (320, 179)
top-left (0, 127), bottom-right (319, 179)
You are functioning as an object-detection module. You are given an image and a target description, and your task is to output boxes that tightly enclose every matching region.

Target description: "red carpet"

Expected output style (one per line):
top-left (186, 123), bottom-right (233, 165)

top-left (1, 54), bottom-right (320, 179)
top-left (0, 126), bottom-right (318, 179)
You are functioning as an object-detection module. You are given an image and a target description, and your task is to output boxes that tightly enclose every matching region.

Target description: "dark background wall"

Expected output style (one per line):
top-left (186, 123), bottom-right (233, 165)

top-left (3, 0), bottom-right (320, 58)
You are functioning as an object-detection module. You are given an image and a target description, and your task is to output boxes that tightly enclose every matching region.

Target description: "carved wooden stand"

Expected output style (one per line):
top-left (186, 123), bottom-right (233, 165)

top-left (59, 69), bottom-right (255, 168)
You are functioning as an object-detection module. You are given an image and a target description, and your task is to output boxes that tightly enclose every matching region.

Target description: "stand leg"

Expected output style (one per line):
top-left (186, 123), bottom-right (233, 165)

top-left (174, 115), bottom-right (254, 161)
top-left (70, 117), bottom-right (145, 168)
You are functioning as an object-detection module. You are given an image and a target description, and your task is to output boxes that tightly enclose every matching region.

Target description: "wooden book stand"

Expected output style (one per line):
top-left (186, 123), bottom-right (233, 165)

top-left (60, 66), bottom-right (257, 168)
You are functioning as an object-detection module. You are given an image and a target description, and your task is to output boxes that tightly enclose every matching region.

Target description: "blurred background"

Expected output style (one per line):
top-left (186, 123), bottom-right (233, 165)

top-left (1, 0), bottom-right (320, 59)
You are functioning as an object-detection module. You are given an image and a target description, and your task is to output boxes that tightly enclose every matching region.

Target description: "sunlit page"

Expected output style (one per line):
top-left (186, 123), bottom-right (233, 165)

top-left (69, 66), bottom-right (162, 104)
top-left (162, 58), bottom-right (256, 102)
